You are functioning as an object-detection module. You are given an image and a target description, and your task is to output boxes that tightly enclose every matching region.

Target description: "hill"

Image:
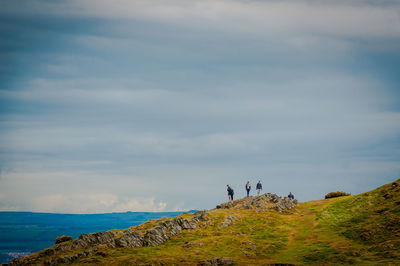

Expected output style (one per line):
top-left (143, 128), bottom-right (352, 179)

top-left (4, 179), bottom-right (400, 265)
top-left (0, 211), bottom-right (193, 264)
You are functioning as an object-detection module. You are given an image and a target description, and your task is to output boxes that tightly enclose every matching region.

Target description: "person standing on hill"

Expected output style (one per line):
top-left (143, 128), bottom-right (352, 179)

top-left (288, 192), bottom-right (294, 200)
top-left (227, 184), bottom-right (234, 201)
top-left (256, 180), bottom-right (262, 196)
top-left (245, 181), bottom-right (251, 197)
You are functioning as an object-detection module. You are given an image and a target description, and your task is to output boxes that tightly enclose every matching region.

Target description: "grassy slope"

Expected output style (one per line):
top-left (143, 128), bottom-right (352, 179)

top-left (41, 179), bottom-right (400, 265)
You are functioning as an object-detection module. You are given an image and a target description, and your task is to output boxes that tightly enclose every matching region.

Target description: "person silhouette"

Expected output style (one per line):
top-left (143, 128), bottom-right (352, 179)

top-left (256, 180), bottom-right (262, 196)
top-left (227, 184), bottom-right (234, 201)
top-left (245, 181), bottom-right (251, 197)
top-left (288, 192), bottom-right (294, 200)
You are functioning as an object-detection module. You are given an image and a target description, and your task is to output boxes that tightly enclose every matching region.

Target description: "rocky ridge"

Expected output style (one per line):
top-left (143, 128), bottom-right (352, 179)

top-left (4, 193), bottom-right (297, 265)
top-left (5, 211), bottom-right (208, 265)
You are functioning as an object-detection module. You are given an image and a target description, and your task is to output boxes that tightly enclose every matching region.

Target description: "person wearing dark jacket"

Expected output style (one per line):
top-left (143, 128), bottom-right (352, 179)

top-left (227, 184), bottom-right (234, 201)
top-left (288, 192), bottom-right (294, 200)
top-left (245, 181), bottom-right (251, 197)
top-left (256, 180), bottom-right (262, 196)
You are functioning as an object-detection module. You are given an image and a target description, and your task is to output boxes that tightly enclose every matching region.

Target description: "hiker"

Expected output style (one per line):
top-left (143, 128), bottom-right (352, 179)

top-left (227, 184), bottom-right (234, 201)
top-left (245, 181), bottom-right (251, 197)
top-left (256, 180), bottom-right (262, 196)
top-left (288, 192), bottom-right (294, 200)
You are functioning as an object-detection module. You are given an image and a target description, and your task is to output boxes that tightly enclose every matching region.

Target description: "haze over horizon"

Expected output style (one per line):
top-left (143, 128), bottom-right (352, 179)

top-left (1, 0), bottom-right (399, 214)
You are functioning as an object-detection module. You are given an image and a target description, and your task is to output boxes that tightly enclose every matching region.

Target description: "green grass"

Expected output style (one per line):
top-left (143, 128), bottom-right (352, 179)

top-left (19, 178), bottom-right (400, 265)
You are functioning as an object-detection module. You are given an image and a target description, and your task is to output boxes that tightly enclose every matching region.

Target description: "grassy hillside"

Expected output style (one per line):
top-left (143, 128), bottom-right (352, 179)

top-left (6, 179), bottom-right (400, 265)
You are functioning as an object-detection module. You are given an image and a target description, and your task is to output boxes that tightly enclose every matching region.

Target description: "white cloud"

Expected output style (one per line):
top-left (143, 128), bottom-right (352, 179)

top-left (10, 193), bottom-right (167, 214)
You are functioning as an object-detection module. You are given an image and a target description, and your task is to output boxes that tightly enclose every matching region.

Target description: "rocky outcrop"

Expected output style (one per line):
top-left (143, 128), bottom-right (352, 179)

top-left (143, 217), bottom-right (195, 246)
top-left (74, 231), bottom-right (116, 248)
top-left (191, 210), bottom-right (208, 224)
top-left (216, 193), bottom-right (297, 212)
top-left (115, 230), bottom-right (143, 248)
top-left (6, 211), bottom-right (209, 265)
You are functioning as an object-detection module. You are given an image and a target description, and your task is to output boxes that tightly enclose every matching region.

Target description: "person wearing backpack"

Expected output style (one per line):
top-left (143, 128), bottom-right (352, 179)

top-left (256, 180), bottom-right (262, 196)
top-left (245, 181), bottom-right (251, 197)
top-left (227, 184), bottom-right (234, 201)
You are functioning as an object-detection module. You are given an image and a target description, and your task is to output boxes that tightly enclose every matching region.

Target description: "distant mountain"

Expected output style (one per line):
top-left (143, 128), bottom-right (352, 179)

top-left (0, 211), bottom-right (194, 264)
top-left (4, 178), bottom-right (400, 265)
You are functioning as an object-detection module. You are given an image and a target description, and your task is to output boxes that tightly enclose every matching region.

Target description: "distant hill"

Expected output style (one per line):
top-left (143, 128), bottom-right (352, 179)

top-left (4, 178), bottom-right (400, 265)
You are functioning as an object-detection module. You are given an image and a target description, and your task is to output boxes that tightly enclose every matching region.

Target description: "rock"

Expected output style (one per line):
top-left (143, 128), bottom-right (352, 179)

top-left (56, 256), bottom-right (70, 264)
top-left (221, 215), bottom-right (236, 228)
top-left (177, 217), bottom-right (197, 230)
top-left (54, 242), bottom-right (72, 252)
top-left (191, 210), bottom-right (208, 226)
top-left (143, 217), bottom-right (195, 246)
top-left (115, 230), bottom-right (143, 248)
top-left (75, 231), bottom-right (116, 247)
top-left (143, 226), bottom-right (169, 246)
top-left (215, 193), bottom-right (297, 211)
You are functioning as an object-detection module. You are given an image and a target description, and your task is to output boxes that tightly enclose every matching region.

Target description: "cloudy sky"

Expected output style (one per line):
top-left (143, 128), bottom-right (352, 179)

top-left (0, 0), bottom-right (399, 213)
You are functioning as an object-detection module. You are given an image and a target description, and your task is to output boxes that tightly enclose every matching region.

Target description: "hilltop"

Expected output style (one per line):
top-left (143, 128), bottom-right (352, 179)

top-left (4, 179), bottom-right (400, 265)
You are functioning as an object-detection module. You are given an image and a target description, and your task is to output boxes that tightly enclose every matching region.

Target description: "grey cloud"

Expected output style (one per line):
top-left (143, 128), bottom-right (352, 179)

top-left (2, 1), bottom-right (400, 39)
top-left (0, 0), bottom-right (399, 213)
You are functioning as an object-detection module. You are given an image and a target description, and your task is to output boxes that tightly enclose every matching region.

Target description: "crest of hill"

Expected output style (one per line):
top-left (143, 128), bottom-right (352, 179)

top-left (216, 193), bottom-right (297, 212)
top-left (4, 179), bottom-right (400, 265)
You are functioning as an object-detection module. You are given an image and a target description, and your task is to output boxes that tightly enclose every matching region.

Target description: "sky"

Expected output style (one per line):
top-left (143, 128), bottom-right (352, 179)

top-left (0, 0), bottom-right (399, 213)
